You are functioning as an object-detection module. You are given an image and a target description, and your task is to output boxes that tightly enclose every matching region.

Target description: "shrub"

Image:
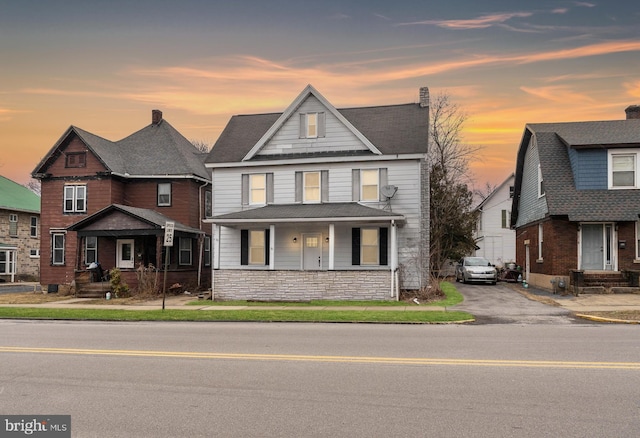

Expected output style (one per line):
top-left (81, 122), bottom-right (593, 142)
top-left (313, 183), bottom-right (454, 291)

top-left (109, 268), bottom-right (130, 298)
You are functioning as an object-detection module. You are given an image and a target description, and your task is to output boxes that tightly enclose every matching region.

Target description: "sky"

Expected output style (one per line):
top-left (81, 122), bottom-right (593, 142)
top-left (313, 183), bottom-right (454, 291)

top-left (1, 0), bottom-right (639, 190)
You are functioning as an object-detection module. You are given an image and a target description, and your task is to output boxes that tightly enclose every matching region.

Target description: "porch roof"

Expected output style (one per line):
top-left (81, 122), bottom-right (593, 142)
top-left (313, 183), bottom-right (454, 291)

top-left (208, 202), bottom-right (405, 225)
top-left (67, 204), bottom-right (204, 235)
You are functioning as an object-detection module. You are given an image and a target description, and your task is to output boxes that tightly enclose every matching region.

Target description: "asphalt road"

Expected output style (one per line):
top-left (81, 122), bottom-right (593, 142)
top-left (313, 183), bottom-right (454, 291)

top-left (2, 320), bottom-right (639, 437)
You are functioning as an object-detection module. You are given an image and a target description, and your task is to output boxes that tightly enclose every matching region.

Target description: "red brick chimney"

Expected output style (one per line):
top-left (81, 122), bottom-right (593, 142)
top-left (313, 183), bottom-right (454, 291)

top-left (152, 109), bottom-right (163, 125)
top-left (625, 105), bottom-right (640, 120)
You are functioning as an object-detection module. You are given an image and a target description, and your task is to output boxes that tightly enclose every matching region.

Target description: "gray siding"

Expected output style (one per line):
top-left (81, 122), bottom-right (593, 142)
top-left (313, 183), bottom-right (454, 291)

top-left (568, 147), bottom-right (607, 190)
top-left (515, 136), bottom-right (549, 228)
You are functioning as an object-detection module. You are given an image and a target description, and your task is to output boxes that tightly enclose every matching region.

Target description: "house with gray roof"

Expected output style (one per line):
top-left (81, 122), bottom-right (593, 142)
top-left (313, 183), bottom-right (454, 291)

top-left (511, 105), bottom-right (640, 293)
top-left (205, 85), bottom-right (429, 301)
top-left (32, 111), bottom-right (211, 296)
top-left (0, 175), bottom-right (40, 282)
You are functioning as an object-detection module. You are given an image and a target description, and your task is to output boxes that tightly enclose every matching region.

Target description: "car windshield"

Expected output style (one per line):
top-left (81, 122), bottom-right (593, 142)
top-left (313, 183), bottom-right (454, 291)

top-left (465, 257), bottom-right (491, 267)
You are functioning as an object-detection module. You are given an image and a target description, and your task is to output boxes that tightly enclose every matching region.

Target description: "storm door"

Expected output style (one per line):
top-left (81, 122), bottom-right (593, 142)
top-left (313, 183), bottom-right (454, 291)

top-left (116, 239), bottom-right (135, 269)
top-left (581, 224), bottom-right (614, 270)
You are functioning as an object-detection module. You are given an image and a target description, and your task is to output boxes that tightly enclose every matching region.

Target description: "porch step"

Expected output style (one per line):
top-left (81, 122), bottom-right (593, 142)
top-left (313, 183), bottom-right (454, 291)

top-left (75, 281), bottom-right (111, 298)
top-left (578, 272), bottom-right (632, 294)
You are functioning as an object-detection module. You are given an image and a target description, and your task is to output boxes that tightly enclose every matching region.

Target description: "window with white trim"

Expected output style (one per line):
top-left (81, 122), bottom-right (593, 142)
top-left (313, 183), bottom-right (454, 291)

top-left (30, 216), bottom-right (38, 237)
top-left (30, 249), bottom-right (40, 258)
top-left (609, 150), bottom-right (638, 188)
top-left (361, 169), bottom-right (379, 202)
top-left (158, 183), bottom-right (171, 206)
top-left (361, 228), bottom-right (379, 265)
top-left (52, 233), bottom-right (65, 265)
top-left (537, 164), bottom-right (545, 197)
top-left (85, 236), bottom-right (97, 265)
top-left (538, 223), bottom-right (544, 261)
top-left (250, 174), bottom-right (266, 205)
top-left (179, 238), bottom-right (192, 265)
top-left (204, 236), bottom-right (211, 266)
top-left (9, 214), bottom-right (17, 237)
top-left (303, 171), bottom-right (321, 203)
top-left (64, 185), bottom-right (87, 213)
top-left (501, 210), bottom-right (510, 229)
top-left (636, 221), bottom-right (640, 260)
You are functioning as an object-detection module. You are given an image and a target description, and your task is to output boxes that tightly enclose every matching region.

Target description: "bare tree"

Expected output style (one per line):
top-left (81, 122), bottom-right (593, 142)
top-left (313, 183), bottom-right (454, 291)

top-left (191, 139), bottom-right (211, 153)
top-left (429, 92), bottom-right (481, 277)
top-left (25, 178), bottom-right (41, 196)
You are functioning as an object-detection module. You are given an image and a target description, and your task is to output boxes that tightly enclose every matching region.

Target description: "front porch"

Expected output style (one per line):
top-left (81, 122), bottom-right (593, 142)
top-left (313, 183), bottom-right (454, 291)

top-left (570, 270), bottom-right (640, 295)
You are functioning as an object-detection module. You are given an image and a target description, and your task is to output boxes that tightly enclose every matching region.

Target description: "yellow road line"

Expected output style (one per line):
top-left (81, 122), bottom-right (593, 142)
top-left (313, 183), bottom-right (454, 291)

top-left (2, 346), bottom-right (640, 370)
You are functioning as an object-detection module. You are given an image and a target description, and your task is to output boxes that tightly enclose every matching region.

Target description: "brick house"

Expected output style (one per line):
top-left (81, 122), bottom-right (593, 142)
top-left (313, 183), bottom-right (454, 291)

top-left (32, 110), bottom-right (211, 295)
top-left (510, 105), bottom-right (640, 293)
top-left (205, 85), bottom-right (429, 301)
top-left (0, 175), bottom-right (40, 282)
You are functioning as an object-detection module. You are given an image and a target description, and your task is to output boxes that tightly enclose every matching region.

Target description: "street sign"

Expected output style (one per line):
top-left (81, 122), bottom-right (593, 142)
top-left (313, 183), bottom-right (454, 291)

top-left (163, 221), bottom-right (175, 247)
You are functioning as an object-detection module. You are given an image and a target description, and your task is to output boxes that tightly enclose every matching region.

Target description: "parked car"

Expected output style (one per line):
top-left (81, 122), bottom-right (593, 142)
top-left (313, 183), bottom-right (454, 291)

top-left (455, 257), bottom-right (498, 285)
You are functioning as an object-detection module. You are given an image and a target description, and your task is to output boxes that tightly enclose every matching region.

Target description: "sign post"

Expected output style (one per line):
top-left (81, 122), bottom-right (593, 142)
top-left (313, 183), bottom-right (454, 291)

top-left (162, 221), bottom-right (175, 310)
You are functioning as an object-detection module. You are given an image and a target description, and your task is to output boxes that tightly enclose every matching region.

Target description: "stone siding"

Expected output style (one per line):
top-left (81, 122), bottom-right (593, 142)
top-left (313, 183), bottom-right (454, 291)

top-left (212, 270), bottom-right (393, 301)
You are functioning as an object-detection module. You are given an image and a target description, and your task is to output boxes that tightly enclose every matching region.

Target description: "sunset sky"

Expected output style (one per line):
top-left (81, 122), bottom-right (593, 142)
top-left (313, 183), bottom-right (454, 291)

top-left (1, 0), bottom-right (639, 190)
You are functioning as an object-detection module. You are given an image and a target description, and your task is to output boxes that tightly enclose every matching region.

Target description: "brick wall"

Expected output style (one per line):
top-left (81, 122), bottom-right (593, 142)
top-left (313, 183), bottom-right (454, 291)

top-left (212, 270), bottom-right (393, 301)
top-left (0, 210), bottom-right (40, 280)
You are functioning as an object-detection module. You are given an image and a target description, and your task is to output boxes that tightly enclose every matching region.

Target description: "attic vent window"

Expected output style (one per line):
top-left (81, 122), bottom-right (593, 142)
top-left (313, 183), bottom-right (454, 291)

top-left (66, 152), bottom-right (86, 168)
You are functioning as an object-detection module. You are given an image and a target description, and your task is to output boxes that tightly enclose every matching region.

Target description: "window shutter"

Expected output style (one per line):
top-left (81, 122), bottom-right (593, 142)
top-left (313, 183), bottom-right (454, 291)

top-left (351, 228), bottom-right (361, 265)
top-left (379, 227), bottom-right (388, 266)
top-left (318, 112), bottom-right (326, 137)
top-left (321, 170), bottom-right (329, 202)
top-left (240, 230), bottom-right (249, 265)
top-left (295, 171), bottom-right (303, 203)
top-left (299, 114), bottom-right (306, 138)
top-left (241, 174), bottom-right (249, 206)
top-left (379, 168), bottom-right (388, 201)
top-left (266, 173), bottom-right (274, 204)
top-left (264, 229), bottom-right (270, 266)
top-left (352, 169), bottom-right (360, 201)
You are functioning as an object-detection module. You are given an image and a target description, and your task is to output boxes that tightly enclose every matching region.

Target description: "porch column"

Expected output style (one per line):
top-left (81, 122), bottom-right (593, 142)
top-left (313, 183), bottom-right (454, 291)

top-left (269, 224), bottom-right (275, 270)
top-left (390, 220), bottom-right (398, 298)
top-left (328, 223), bottom-right (335, 270)
top-left (212, 224), bottom-right (220, 270)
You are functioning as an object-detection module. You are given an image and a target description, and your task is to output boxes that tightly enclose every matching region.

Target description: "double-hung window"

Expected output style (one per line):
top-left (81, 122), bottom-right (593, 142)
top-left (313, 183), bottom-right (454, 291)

top-left (609, 151), bottom-right (637, 188)
top-left (361, 169), bottom-right (379, 201)
top-left (303, 171), bottom-right (321, 203)
top-left (250, 174), bottom-right (266, 205)
top-left (30, 216), bottom-right (38, 237)
top-left (9, 214), bottom-right (17, 237)
top-left (179, 238), bottom-right (192, 265)
top-left (351, 227), bottom-right (388, 266)
top-left (64, 185), bottom-right (86, 213)
top-left (538, 223), bottom-right (544, 261)
top-left (158, 183), bottom-right (171, 206)
top-left (300, 112), bottom-right (325, 139)
top-left (240, 229), bottom-right (270, 266)
top-left (85, 236), bottom-right (97, 265)
top-left (204, 236), bottom-right (211, 266)
top-left (52, 233), bottom-right (65, 265)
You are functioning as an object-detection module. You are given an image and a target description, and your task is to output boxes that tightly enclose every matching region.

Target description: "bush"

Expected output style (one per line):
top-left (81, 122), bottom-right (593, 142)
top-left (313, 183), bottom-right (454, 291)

top-left (109, 268), bottom-right (130, 298)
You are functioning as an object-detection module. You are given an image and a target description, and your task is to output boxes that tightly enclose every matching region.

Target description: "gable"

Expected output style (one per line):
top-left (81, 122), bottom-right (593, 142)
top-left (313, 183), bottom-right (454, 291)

top-left (256, 95), bottom-right (370, 158)
top-left (73, 210), bottom-right (156, 232)
top-left (43, 134), bottom-right (109, 177)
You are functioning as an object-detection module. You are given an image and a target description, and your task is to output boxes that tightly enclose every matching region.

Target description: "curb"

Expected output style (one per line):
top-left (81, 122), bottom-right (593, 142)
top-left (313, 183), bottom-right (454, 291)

top-left (574, 313), bottom-right (640, 324)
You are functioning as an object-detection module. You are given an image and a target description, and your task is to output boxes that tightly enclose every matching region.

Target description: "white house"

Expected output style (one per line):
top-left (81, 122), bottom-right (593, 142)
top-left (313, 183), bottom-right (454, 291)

top-left (205, 85), bottom-right (430, 301)
top-left (474, 173), bottom-right (516, 268)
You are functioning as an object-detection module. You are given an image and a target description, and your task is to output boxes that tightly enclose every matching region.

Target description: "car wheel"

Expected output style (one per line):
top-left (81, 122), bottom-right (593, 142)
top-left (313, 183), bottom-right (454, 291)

top-left (491, 281), bottom-right (496, 285)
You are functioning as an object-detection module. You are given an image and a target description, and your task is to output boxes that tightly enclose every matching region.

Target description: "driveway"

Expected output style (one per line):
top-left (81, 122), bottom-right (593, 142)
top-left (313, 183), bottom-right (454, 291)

top-left (452, 281), bottom-right (581, 324)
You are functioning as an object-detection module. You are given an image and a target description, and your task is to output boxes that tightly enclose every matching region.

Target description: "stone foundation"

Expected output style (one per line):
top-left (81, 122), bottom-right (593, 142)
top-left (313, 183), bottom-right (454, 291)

top-left (212, 270), bottom-right (394, 301)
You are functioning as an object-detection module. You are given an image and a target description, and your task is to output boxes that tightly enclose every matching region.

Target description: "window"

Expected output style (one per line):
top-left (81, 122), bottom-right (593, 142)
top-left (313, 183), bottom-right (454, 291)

top-left (351, 227), bottom-right (388, 266)
top-left (361, 169), bottom-right (379, 201)
top-left (636, 221), bottom-right (640, 259)
top-left (501, 210), bottom-right (509, 229)
top-left (250, 174), bottom-right (266, 205)
top-left (509, 185), bottom-right (515, 198)
top-left (538, 223), bottom-right (544, 261)
top-left (64, 185), bottom-right (86, 213)
top-left (52, 233), bottom-right (65, 265)
top-left (85, 236), bottom-right (97, 265)
top-left (300, 112), bottom-right (325, 139)
top-left (307, 113), bottom-right (318, 138)
top-left (537, 164), bottom-right (545, 197)
top-left (29, 249), bottom-right (40, 258)
top-left (303, 171), bottom-right (320, 203)
top-left (158, 183), bottom-right (171, 206)
top-left (610, 153), bottom-right (636, 188)
top-left (65, 152), bottom-right (86, 168)
top-left (179, 238), bottom-right (192, 265)
top-left (9, 214), bottom-right (17, 237)
top-left (240, 229), bottom-right (270, 266)
top-left (204, 236), bottom-right (211, 266)
top-left (205, 191), bottom-right (212, 218)
top-left (30, 216), bottom-right (38, 237)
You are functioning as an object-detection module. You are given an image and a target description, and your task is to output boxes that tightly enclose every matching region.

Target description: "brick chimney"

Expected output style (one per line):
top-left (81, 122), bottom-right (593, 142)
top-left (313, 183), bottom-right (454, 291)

top-left (625, 105), bottom-right (640, 120)
top-left (152, 109), bottom-right (163, 125)
top-left (419, 87), bottom-right (430, 108)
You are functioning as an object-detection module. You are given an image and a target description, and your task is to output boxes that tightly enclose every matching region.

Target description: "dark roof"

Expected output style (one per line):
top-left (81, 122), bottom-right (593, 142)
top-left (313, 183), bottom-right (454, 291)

top-left (33, 118), bottom-right (208, 180)
top-left (512, 119), bottom-right (640, 224)
top-left (209, 202), bottom-right (405, 224)
top-left (207, 103), bottom-right (428, 164)
top-left (68, 204), bottom-right (203, 234)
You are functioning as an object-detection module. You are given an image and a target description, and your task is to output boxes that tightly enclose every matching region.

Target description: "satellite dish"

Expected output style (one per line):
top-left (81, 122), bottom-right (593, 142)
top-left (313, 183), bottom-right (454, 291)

top-left (381, 185), bottom-right (398, 198)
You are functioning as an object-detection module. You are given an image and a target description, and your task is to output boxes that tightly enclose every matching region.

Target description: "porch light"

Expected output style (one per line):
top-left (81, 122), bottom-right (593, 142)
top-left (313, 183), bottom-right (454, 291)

top-left (293, 237), bottom-right (297, 243)
top-left (325, 236), bottom-right (329, 243)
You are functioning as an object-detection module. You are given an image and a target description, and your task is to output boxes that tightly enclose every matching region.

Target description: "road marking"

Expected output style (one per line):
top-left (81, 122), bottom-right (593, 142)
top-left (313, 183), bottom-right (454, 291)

top-left (2, 346), bottom-right (640, 370)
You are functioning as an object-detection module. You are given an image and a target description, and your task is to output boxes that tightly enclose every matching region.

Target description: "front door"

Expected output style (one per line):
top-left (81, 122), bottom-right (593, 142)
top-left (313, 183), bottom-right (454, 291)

top-left (581, 224), bottom-right (614, 270)
top-left (302, 234), bottom-right (322, 270)
top-left (117, 239), bottom-right (135, 269)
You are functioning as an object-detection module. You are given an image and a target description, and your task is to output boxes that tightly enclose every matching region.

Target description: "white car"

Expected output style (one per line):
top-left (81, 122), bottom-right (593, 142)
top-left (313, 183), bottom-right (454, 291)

top-left (455, 257), bottom-right (498, 285)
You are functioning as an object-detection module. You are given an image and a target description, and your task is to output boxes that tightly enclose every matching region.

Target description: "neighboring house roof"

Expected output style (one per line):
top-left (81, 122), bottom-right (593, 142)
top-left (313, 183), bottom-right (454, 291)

top-left (0, 175), bottom-right (40, 214)
top-left (474, 173), bottom-right (514, 212)
top-left (209, 203), bottom-right (405, 224)
top-left (207, 86), bottom-right (429, 164)
top-left (67, 204), bottom-right (203, 235)
top-left (33, 113), bottom-right (209, 180)
top-left (512, 119), bottom-right (640, 224)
